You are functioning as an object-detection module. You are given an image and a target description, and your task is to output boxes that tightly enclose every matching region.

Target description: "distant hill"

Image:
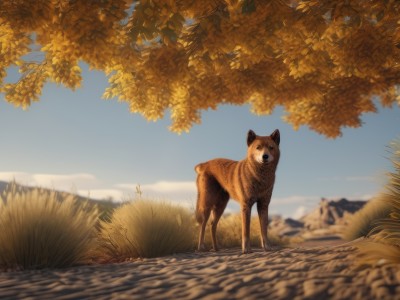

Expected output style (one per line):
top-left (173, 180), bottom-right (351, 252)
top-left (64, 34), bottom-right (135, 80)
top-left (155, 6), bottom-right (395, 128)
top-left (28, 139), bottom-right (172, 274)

top-left (301, 198), bottom-right (367, 230)
top-left (270, 197), bottom-right (368, 238)
top-left (0, 181), bottom-right (120, 220)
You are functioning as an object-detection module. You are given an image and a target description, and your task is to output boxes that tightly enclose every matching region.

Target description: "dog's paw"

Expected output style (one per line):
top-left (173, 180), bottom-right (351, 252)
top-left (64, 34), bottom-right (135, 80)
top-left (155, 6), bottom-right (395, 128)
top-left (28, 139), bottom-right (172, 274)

top-left (195, 249), bottom-right (208, 253)
top-left (263, 245), bottom-right (273, 252)
top-left (241, 248), bottom-right (253, 255)
top-left (196, 245), bottom-right (208, 252)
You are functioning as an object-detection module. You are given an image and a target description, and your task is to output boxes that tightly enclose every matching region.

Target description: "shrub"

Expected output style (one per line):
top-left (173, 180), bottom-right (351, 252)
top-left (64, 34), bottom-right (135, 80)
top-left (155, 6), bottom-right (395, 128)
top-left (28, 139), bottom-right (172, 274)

top-left (343, 196), bottom-right (391, 241)
top-left (203, 213), bottom-right (286, 249)
top-left (99, 200), bottom-right (196, 259)
top-left (355, 139), bottom-right (400, 264)
top-left (0, 182), bottom-right (99, 269)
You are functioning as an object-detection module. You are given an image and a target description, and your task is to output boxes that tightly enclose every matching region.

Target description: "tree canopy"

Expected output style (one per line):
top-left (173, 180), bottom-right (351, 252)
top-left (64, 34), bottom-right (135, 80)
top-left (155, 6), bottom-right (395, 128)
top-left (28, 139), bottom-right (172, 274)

top-left (1, 0), bottom-right (399, 137)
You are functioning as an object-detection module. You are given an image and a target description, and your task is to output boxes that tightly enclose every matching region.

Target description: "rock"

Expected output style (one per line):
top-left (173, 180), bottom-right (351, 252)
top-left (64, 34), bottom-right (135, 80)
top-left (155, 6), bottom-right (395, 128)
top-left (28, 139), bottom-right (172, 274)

top-left (269, 198), bottom-right (368, 240)
top-left (301, 198), bottom-right (367, 230)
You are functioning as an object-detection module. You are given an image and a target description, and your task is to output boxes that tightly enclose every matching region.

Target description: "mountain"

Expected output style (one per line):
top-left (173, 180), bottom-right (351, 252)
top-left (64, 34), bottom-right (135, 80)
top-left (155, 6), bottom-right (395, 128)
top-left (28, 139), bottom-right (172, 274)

top-left (301, 198), bottom-right (367, 230)
top-left (270, 198), bottom-right (368, 238)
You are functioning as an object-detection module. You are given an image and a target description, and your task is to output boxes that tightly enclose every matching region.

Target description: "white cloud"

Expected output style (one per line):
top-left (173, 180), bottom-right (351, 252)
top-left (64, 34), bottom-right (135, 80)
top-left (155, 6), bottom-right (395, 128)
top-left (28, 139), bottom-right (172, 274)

top-left (115, 180), bottom-right (197, 208)
top-left (77, 189), bottom-right (125, 201)
top-left (116, 180), bottom-right (196, 201)
top-left (292, 206), bottom-right (308, 219)
top-left (271, 195), bottom-right (320, 204)
top-left (0, 172), bottom-right (33, 184)
top-left (144, 181), bottom-right (196, 192)
top-left (117, 181), bottom-right (196, 193)
top-left (32, 173), bottom-right (96, 189)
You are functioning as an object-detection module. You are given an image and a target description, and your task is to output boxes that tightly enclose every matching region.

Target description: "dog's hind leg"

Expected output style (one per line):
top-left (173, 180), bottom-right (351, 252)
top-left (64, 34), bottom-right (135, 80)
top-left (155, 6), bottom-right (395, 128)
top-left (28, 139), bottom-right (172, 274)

top-left (210, 190), bottom-right (229, 251)
top-left (196, 173), bottom-right (213, 252)
top-left (197, 208), bottom-right (211, 252)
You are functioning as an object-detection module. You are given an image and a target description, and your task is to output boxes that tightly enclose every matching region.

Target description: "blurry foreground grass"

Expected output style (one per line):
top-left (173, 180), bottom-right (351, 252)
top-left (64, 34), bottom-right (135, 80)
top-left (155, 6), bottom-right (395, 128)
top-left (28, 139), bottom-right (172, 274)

top-left (0, 182), bottom-right (99, 270)
top-left (352, 139), bottom-right (400, 265)
top-left (343, 197), bottom-right (391, 241)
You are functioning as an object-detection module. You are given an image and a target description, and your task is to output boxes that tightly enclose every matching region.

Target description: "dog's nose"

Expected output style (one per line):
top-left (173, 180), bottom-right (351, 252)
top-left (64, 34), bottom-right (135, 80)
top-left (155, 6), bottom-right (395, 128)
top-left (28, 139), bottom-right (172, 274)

top-left (262, 154), bottom-right (269, 161)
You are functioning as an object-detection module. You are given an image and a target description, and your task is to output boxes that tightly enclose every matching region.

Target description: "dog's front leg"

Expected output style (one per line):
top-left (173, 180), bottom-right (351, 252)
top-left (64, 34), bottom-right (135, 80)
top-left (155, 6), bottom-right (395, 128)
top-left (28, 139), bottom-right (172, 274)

top-left (241, 204), bottom-right (252, 254)
top-left (257, 200), bottom-right (272, 251)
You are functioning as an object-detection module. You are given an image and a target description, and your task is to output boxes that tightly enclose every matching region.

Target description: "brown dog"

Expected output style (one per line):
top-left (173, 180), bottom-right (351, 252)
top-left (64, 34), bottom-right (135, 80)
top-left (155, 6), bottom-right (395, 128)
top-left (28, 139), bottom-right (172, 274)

top-left (195, 129), bottom-right (280, 254)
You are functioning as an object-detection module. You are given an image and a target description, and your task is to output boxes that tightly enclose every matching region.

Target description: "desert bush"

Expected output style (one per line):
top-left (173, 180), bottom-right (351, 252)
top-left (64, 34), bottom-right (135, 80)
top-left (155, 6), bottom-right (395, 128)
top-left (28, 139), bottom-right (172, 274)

top-left (343, 197), bottom-right (391, 241)
top-left (203, 213), bottom-right (286, 249)
top-left (355, 139), bottom-right (400, 265)
top-left (0, 182), bottom-right (99, 269)
top-left (99, 200), bottom-right (196, 259)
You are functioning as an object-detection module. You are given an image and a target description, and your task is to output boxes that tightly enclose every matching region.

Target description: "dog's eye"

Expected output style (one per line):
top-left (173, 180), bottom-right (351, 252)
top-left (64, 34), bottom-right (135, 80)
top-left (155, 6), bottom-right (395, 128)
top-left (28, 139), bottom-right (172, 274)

top-left (269, 146), bottom-right (274, 150)
top-left (256, 145), bottom-right (262, 150)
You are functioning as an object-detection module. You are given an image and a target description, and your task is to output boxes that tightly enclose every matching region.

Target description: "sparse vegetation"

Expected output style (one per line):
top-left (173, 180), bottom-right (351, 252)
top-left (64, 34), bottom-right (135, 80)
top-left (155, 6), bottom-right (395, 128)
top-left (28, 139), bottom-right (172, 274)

top-left (0, 182), bottom-right (99, 270)
top-left (0, 181), bottom-right (289, 269)
top-left (354, 139), bottom-right (400, 265)
top-left (204, 213), bottom-right (286, 249)
top-left (98, 200), bottom-right (196, 260)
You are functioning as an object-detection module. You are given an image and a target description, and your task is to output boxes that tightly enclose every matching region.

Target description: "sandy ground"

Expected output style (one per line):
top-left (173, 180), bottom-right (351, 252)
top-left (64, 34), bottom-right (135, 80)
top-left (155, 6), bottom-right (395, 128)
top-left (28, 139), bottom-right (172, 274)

top-left (1, 240), bottom-right (400, 300)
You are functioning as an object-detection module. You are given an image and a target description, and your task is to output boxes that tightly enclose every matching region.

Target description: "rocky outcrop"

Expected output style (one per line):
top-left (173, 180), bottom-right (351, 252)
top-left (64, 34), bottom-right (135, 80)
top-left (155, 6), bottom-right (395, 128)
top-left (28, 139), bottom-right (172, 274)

top-left (270, 198), bottom-right (367, 237)
top-left (301, 198), bottom-right (367, 230)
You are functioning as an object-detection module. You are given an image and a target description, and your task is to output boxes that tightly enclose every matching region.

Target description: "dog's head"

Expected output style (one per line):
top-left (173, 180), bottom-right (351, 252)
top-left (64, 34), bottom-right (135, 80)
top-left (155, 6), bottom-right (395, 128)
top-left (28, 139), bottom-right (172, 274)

top-left (246, 129), bottom-right (280, 165)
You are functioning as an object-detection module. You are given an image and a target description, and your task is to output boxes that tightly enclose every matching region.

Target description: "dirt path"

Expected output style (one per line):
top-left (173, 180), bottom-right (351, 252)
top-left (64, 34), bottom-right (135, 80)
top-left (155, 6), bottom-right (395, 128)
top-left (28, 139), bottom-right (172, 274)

top-left (0, 242), bottom-right (399, 299)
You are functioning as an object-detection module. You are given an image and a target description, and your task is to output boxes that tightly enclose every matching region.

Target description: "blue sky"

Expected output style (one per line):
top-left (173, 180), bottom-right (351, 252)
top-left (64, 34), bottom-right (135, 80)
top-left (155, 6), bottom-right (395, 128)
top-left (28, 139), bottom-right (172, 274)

top-left (1, 64), bottom-right (399, 218)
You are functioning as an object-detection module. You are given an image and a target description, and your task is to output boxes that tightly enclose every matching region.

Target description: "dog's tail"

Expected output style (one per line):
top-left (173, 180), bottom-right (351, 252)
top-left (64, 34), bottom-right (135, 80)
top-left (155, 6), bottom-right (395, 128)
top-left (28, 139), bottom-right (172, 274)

top-left (194, 163), bottom-right (205, 224)
top-left (195, 199), bottom-right (202, 224)
top-left (194, 163), bottom-right (206, 174)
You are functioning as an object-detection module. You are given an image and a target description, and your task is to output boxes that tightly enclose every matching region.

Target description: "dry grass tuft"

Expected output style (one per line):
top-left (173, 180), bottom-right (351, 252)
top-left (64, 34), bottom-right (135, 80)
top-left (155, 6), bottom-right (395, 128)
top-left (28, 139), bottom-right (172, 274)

top-left (343, 196), bottom-right (391, 241)
top-left (98, 200), bottom-right (196, 259)
top-left (0, 182), bottom-right (99, 270)
top-left (355, 239), bottom-right (400, 266)
top-left (354, 139), bottom-right (400, 265)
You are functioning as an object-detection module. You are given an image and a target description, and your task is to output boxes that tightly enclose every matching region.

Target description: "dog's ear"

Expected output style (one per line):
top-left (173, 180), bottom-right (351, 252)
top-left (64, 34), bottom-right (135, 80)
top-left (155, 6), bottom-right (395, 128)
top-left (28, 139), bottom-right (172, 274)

top-left (247, 130), bottom-right (257, 146)
top-left (271, 129), bottom-right (280, 146)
